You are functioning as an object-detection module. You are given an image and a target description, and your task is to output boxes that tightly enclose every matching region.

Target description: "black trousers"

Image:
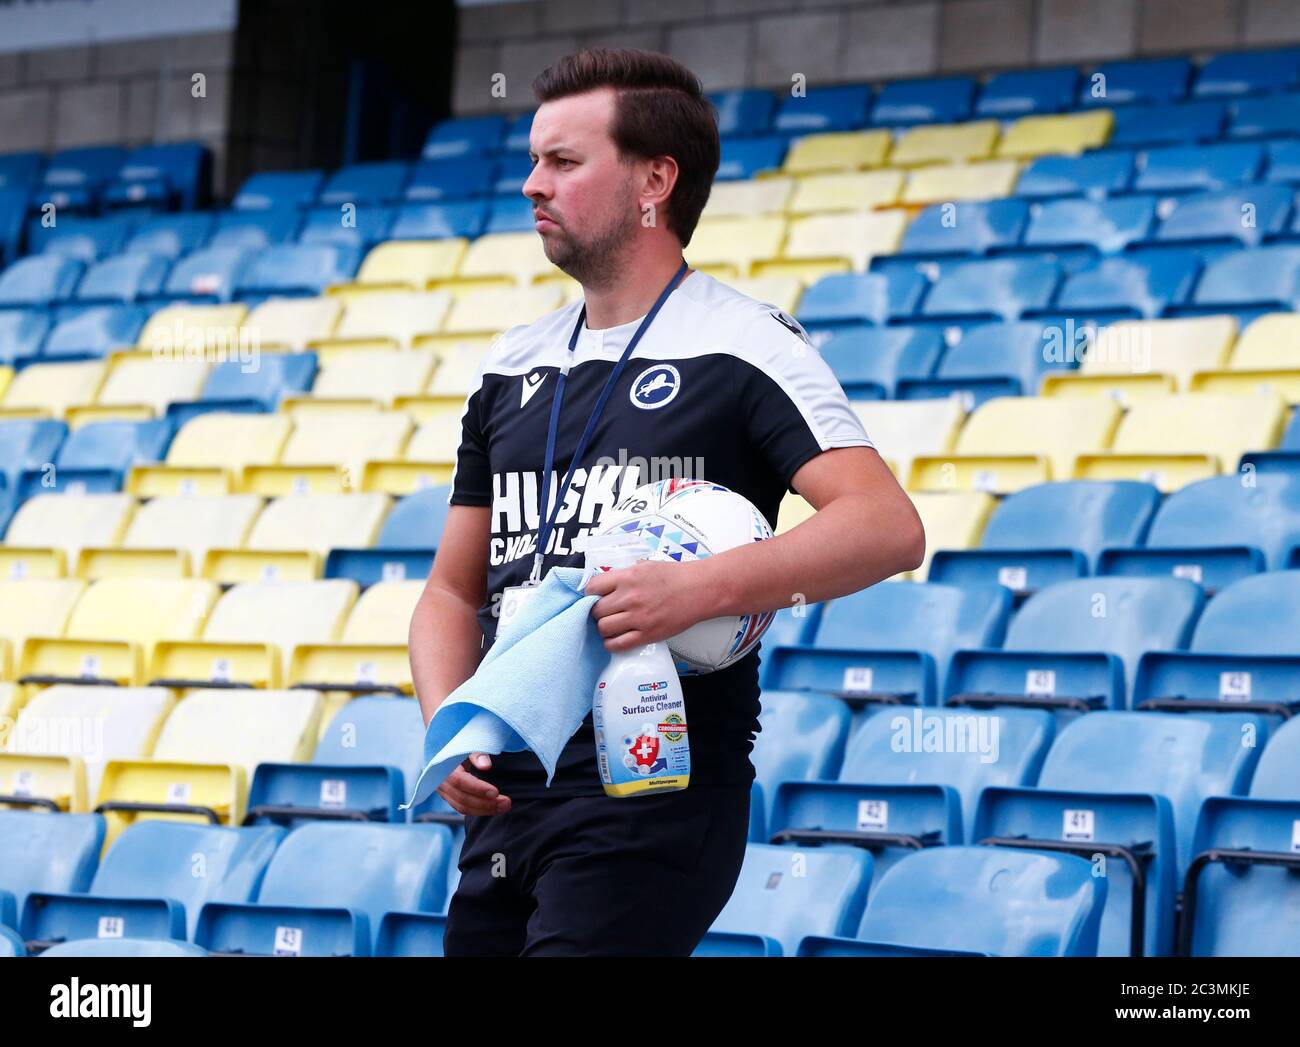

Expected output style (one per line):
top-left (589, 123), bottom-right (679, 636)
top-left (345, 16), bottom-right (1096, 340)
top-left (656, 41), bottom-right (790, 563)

top-left (443, 783), bottom-right (751, 957)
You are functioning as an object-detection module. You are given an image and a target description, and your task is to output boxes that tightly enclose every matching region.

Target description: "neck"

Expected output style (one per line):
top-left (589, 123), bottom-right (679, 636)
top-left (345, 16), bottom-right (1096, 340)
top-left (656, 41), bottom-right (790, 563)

top-left (582, 248), bottom-right (690, 331)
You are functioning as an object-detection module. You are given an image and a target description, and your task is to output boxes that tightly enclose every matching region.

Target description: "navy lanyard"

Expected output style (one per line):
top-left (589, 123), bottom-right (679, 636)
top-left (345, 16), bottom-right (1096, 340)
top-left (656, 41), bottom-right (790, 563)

top-left (529, 259), bottom-right (689, 584)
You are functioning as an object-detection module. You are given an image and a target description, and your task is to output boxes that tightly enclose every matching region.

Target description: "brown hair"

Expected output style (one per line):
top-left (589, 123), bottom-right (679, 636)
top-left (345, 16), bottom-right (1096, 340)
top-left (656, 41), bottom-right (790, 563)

top-left (532, 48), bottom-right (719, 247)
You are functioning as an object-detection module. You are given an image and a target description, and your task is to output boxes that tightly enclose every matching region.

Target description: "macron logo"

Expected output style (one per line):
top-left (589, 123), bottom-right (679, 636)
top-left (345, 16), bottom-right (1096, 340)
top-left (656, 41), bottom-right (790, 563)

top-left (50, 978), bottom-right (151, 1027)
top-left (521, 370), bottom-right (546, 408)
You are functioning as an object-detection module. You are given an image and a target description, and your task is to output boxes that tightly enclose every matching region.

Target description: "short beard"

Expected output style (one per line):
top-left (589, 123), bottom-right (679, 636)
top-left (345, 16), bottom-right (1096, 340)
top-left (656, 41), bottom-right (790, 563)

top-left (543, 201), bottom-right (641, 291)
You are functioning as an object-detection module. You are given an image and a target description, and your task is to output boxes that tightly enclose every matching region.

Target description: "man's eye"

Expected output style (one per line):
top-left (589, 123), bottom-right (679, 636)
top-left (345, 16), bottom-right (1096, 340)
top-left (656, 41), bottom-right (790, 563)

top-left (557, 158), bottom-right (574, 169)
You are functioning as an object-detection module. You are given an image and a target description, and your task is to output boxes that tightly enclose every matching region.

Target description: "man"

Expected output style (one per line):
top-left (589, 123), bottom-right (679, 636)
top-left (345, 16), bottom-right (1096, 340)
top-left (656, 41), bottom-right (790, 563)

top-left (408, 48), bottom-right (925, 957)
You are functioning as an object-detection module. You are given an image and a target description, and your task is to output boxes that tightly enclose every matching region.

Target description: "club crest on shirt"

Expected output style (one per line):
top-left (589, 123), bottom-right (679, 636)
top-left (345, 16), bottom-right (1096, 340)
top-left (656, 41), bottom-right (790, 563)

top-left (629, 363), bottom-right (681, 410)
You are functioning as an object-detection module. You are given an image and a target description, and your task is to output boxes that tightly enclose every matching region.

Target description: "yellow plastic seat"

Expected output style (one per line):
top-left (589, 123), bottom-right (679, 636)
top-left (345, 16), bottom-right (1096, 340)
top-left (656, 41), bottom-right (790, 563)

top-left (240, 412), bottom-right (412, 496)
top-left (441, 284), bottom-right (566, 336)
top-left (780, 131), bottom-right (892, 174)
top-left (1, 493), bottom-right (135, 576)
top-left (754, 210), bottom-right (908, 280)
top-left (363, 411), bottom-right (459, 494)
top-left (686, 215), bottom-right (787, 279)
top-left (909, 396), bottom-right (1121, 494)
top-left (203, 493), bottom-right (390, 582)
top-left (453, 231), bottom-right (561, 287)
top-left (149, 579), bottom-right (359, 689)
top-left (127, 412), bottom-right (293, 497)
top-left (135, 303), bottom-right (250, 357)
top-left (0, 579), bottom-right (86, 659)
top-left (849, 399), bottom-right (967, 479)
top-left (890, 120), bottom-right (999, 168)
top-left (902, 160), bottom-right (1022, 205)
top-left (704, 177), bottom-right (796, 219)
top-left (422, 339), bottom-right (492, 396)
top-left (240, 297), bottom-right (342, 350)
top-left (723, 277), bottom-right (804, 316)
top-left (289, 580), bottom-right (423, 694)
top-left (0, 365), bottom-right (10, 401)
top-left (787, 170), bottom-right (905, 215)
top-left (905, 491), bottom-right (996, 580)
top-left (0, 685), bottom-right (174, 812)
top-left (338, 239), bottom-right (467, 293)
top-left (1073, 391), bottom-right (1288, 491)
top-left (310, 290), bottom-right (452, 353)
top-left (996, 110), bottom-right (1113, 159)
top-left (291, 348), bottom-right (438, 409)
top-left (775, 492), bottom-right (815, 535)
top-left (1188, 312), bottom-right (1300, 403)
top-left (86, 351), bottom-right (210, 416)
top-left (0, 360), bottom-right (106, 418)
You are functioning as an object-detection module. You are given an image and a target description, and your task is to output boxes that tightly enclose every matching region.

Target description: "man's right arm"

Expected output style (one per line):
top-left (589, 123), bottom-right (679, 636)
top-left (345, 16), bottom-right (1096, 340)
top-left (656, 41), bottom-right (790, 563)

top-left (408, 503), bottom-right (511, 815)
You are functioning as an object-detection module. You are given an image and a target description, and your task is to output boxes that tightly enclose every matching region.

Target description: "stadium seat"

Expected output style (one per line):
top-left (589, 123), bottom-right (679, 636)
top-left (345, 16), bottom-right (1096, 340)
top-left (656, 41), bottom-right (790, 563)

top-left (929, 480), bottom-right (1160, 596)
top-left (195, 821), bottom-right (453, 955)
top-left (0, 811), bottom-right (104, 921)
top-left (160, 246), bottom-right (252, 304)
top-left (1191, 311), bottom-right (1300, 403)
top-left (0, 580), bottom-right (85, 664)
top-left (0, 309), bottom-right (50, 367)
top-left (870, 76), bottom-right (973, 126)
top-left (233, 170), bottom-right (324, 211)
top-left (1228, 91), bottom-right (1300, 140)
top-left (314, 290), bottom-right (450, 352)
top-left (901, 159), bottom-right (1020, 205)
top-left (917, 258), bottom-right (1059, 327)
top-left (316, 161), bottom-right (410, 206)
top-left (39, 937), bottom-right (208, 956)
top-left (35, 146), bottom-right (127, 213)
top-left (778, 131), bottom-right (890, 175)
top-left (1179, 244), bottom-right (1300, 321)
top-left (773, 85), bottom-right (872, 134)
top-left (976, 66), bottom-right (1079, 117)
top-left (127, 410), bottom-right (288, 497)
top-left (1193, 46), bottom-right (1300, 98)
top-left (235, 243), bottom-right (360, 301)
top-left (785, 169), bottom-right (903, 216)
top-left (124, 213), bottom-right (213, 259)
top-left (0, 359), bottom-right (106, 418)
top-left (716, 135), bottom-right (787, 180)
top-left (3, 493), bottom-right (135, 577)
top-left (238, 297), bottom-right (340, 351)
top-left (905, 490), bottom-right (996, 580)
top-left (296, 204), bottom-right (395, 250)
top-left (0, 418), bottom-right (66, 498)
top-left (340, 240), bottom-right (465, 293)
top-left (1045, 249), bottom-right (1201, 322)
top-left (748, 690), bottom-right (851, 841)
top-left (1109, 100), bottom-right (1226, 149)
top-left (1015, 151), bottom-right (1135, 198)
top-left (0, 255), bottom-right (83, 308)
top-left (996, 110), bottom-right (1113, 159)
top-left (818, 327), bottom-right (942, 399)
top-left (1133, 142), bottom-right (1264, 195)
top-left (104, 142), bottom-right (210, 212)
top-left (209, 207), bottom-right (302, 250)
top-left (72, 253), bottom-right (170, 306)
top-left (879, 198), bottom-right (1028, 272)
top-left (708, 89), bottom-right (775, 138)
top-left (686, 215), bottom-right (786, 279)
top-left (35, 214), bottom-right (135, 263)
top-left (1012, 194), bottom-right (1156, 266)
top-left (403, 157), bottom-right (495, 202)
top-left (0, 151), bottom-right (43, 190)
top-left (421, 115), bottom-right (506, 160)
top-left (324, 484), bottom-right (450, 585)
top-left (15, 417), bottom-right (169, 501)
top-left (453, 230), bottom-right (559, 286)
top-left (1078, 57), bottom-right (1191, 107)
top-left (793, 270), bottom-right (927, 335)
top-left (294, 348), bottom-right (437, 408)
top-left (849, 398), bottom-right (966, 479)
top-left (0, 185), bottom-right (28, 267)
top-left (1265, 138), bottom-right (1300, 183)
top-left (896, 321), bottom-right (1070, 406)
top-left (704, 176), bottom-right (794, 219)
top-left (888, 120), bottom-right (998, 167)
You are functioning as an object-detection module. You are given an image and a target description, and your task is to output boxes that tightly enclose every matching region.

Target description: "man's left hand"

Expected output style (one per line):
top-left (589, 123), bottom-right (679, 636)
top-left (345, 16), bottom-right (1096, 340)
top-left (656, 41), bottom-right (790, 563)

top-left (585, 559), bottom-right (712, 653)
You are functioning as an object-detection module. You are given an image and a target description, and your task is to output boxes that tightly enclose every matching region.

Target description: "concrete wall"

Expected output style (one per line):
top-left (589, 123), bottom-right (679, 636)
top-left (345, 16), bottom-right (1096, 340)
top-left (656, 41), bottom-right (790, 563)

top-left (451, 0), bottom-right (1300, 114)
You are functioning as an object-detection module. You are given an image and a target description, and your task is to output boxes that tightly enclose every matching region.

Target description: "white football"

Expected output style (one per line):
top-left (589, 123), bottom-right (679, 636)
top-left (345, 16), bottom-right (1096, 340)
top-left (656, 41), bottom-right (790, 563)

top-left (593, 478), bottom-right (776, 674)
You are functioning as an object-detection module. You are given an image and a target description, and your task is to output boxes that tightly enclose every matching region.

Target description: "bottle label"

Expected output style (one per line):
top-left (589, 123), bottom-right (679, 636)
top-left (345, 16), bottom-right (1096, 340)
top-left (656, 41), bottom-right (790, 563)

top-left (593, 672), bottom-right (690, 797)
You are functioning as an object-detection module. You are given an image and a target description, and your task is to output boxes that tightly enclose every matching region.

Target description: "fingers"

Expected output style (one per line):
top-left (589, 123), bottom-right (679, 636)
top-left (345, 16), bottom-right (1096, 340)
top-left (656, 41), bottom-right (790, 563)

top-left (603, 629), bottom-right (646, 653)
top-left (594, 610), bottom-right (637, 638)
top-left (436, 758), bottom-right (511, 817)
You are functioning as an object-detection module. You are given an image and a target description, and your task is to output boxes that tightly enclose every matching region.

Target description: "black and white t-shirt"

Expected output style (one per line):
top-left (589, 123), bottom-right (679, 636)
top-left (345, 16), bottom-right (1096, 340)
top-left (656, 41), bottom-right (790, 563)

top-left (447, 270), bottom-right (873, 798)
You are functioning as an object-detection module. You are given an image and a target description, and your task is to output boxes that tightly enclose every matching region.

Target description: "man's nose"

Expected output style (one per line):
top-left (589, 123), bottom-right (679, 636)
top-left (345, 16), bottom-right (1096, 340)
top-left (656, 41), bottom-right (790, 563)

top-left (522, 164), bottom-right (548, 201)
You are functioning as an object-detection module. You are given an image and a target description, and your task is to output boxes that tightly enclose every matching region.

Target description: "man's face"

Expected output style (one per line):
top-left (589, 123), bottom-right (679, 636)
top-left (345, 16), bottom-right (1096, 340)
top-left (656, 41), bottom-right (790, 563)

top-left (523, 87), bottom-right (643, 288)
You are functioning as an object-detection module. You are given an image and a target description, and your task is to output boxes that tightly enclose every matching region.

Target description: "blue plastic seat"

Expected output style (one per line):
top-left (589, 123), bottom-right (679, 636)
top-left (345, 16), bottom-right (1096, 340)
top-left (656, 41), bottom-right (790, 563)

top-left (797, 270), bottom-right (928, 334)
top-left (161, 246), bottom-right (253, 304)
top-left (0, 255), bottom-right (83, 308)
top-left (40, 937), bottom-right (208, 957)
top-left (764, 581), bottom-right (1012, 710)
top-left (1133, 571), bottom-right (1300, 719)
top-left (946, 576), bottom-right (1204, 714)
top-left (194, 822), bottom-right (453, 956)
top-left (0, 151), bottom-right (42, 189)
top-left (773, 85), bottom-right (871, 134)
top-left (296, 204), bottom-right (395, 249)
top-left (232, 170), bottom-right (324, 211)
top-left (16, 416), bottom-right (168, 500)
top-left (1015, 194), bottom-right (1156, 264)
top-left (707, 88), bottom-right (775, 137)
top-left (503, 111), bottom-right (534, 152)
top-left (716, 135), bottom-right (787, 181)
top-left (73, 252), bottom-right (170, 304)
top-left (163, 353), bottom-right (317, 426)
top-left (1110, 100), bottom-right (1226, 149)
top-left (1016, 151), bottom-right (1135, 199)
top-left (1147, 184), bottom-right (1293, 251)
top-left (316, 161), bottom-right (411, 206)
top-left (1078, 57), bottom-right (1191, 107)
top-left (1133, 142), bottom-right (1264, 195)
top-left (697, 843), bottom-right (871, 956)
top-left (324, 484), bottom-right (450, 585)
top-left (1194, 46), bottom-right (1300, 98)
top-left (0, 812), bottom-right (105, 925)
top-left (104, 142), bottom-right (210, 211)
top-left (918, 258), bottom-right (1059, 326)
top-left (421, 115), bottom-right (507, 161)
top-left (388, 200), bottom-right (486, 240)
top-left (40, 304), bottom-right (149, 365)
top-left (975, 67), bottom-right (1078, 117)
top-left (818, 326), bottom-right (942, 399)
top-left (403, 156), bottom-right (495, 201)
top-left (0, 185), bottom-right (28, 266)
top-left (37, 145), bottom-right (127, 213)
top-left (870, 76), bottom-right (973, 127)
top-left (0, 309), bottom-right (50, 366)
top-left (757, 603), bottom-right (824, 690)
top-left (491, 154), bottom-right (532, 197)
top-left (1228, 92), bottom-right (1300, 140)
top-left (34, 214), bottom-right (136, 263)
top-left (234, 243), bottom-right (360, 301)
top-left (0, 925), bottom-right (25, 957)
top-left (209, 207), bottom-right (302, 250)
top-left (878, 198), bottom-right (1028, 271)
top-left (1046, 249), bottom-right (1201, 321)
top-left (485, 194), bottom-right (536, 235)
top-left (897, 320), bottom-right (1073, 406)
top-left (1181, 244), bottom-right (1300, 318)
top-left (21, 822), bottom-right (284, 946)
top-left (929, 480), bottom-right (1159, 596)
top-left (0, 419), bottom-right (67, 506)
top-left (1266, 139), bottom-right (1300, 183)
top-left (800, 846), bottom-right (1106, 957)
top-left (749, 690), bottom-right (851, 842)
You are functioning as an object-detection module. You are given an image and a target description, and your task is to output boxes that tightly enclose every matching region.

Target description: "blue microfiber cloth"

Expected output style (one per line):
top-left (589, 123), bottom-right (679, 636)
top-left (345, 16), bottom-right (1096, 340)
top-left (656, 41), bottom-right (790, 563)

top-left (400, 566), bottom-right (608, 810)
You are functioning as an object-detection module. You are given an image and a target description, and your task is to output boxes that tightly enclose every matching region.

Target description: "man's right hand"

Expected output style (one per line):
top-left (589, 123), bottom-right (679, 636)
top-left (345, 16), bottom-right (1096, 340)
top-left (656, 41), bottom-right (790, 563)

top-left (437, 752), bottom-right (512, 816)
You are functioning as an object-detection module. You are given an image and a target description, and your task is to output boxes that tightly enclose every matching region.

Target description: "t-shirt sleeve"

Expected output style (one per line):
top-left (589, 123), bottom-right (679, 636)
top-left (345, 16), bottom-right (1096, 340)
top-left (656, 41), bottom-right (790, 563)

top-left (447, 345), bottom-right (495, 508)
top-left (733, 306), bottom-right (874, 489)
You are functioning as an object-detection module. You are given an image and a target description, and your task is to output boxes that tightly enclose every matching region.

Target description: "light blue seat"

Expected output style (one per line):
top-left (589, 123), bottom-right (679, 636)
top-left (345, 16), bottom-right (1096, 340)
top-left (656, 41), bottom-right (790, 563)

top-left (1147, 184), bottom-right (1293, 251)
top-left (770, 707), bottom-right (1053, 891)
top-left (870, 76), bottom-right (973, 127)
top-left (1194, 46), bottom-right (1300, 98)
top-left (1133, 142), bottom-right (1264, 195)
top-left (0, 254), bottom-right (83, 307)
top-left (707, 88), bottom-right (775, 137)
top-left (757, 603), bottom-right (823, 689)
top-left (974, 710), bottom-right (1264, 955)
top-left (34, 214), bottom-right (136, 263)
top-left (296, 203), bottom-right (395, 249)
top-left (40, 305), bottom-right (149, 365)
top-left (72, 252), bottom-right (170, 304)
top-left (1078, 57), bottom-right (1191, 107)
top-left (0, 419), bottom-right (67, 499)
top-left (797, 270), bottom-right (928, 335)
top-left (818, 326), bottom-right (942, 399)
top-left (930, 480), bottom-right (1160, 596)
top-left (162, 246), bottom-right (253, 304)
top-left (233, 170), bottom-right (324, 211)
top-left (750, 689), bottom-right (852, 842)
top-left (918, 257), bottom-right (1059, 327)
top-left (800, 846), bottom-right (1106, 957)
top-left (1015, 195), bottom-right (1156, 264)
top-left (40, 937), bottom-right (208, 957)
top-left (492, 153), bottom-right (533, 197)
top-left (209, 207), bottom-right (303, 250)
top-left (876, 198), bottom-right (1028, 276)
top-left (1015, 151), bottom-right (1134, 199)
top-left (896, 321), bottom-right (1069, 406)
top-left (234, 243), bottom-right (360, 301)
top-left (375, 911), bottom-right (448, 956)
top-left (0, 925), bottom-right (25, 957)
top-left (946, 576), bottom-right (1204, 714)
top-left (194, 822), bottom-right (453, 956)
top-left (716, 136), bottom-right (786, 181)
top-left (404, 156), bottom-right (495, 201)
top-left (16, 416), bottom-right (168, 500)
top-left (164, 353), bottom-right (317, 429)
top-left (1265, 139), bottom-right (1300, 183)
top-left (696, 843), bottom-right (871, 956)
top-left (975, 66), bottom-right (1078, 117)
top-left (37, 145), bottom-right (127, 213)
top-left (421, 115), bottom-right (507, 160)
top-left (324, 484), bottom-right (450, 585)
top-left (504, 110), bottom-right (535, 151)
top-left (389, 200), bottom-right (486, 240)
top-left (1043, 249), bottom-right (1200, 322)
top-left (21, 822), bottom-right (284, 946)
top-left (765, 581), bottom-right (1012, 710)
top-left (0, 151), bottom-right (42, 189)
top-left (1134, 571), bottom-right (1300, 720)
top-left (0, 185), bottom-right (28, 266)
top-left (0, 812), bottom-right (105, 925)
top-left (1110, 100), bottom-right (1226, 149)
top-left (773, 85), bottom-right (871, 133)
top-left (0, 308), bottom-right (50, 366)
top-left (1178, 243), bottom-right (1300, 320)
top-left (104, 142), bottom-right (210, 212)
top-left (1183, 716), bottom-right (1300, 955)
top-left (1229, 92), bottom-right (1300, 140)
top-left (316, 161), bottom-right (410, 206)
top-left (485, 194), bottom-right (536, 235)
